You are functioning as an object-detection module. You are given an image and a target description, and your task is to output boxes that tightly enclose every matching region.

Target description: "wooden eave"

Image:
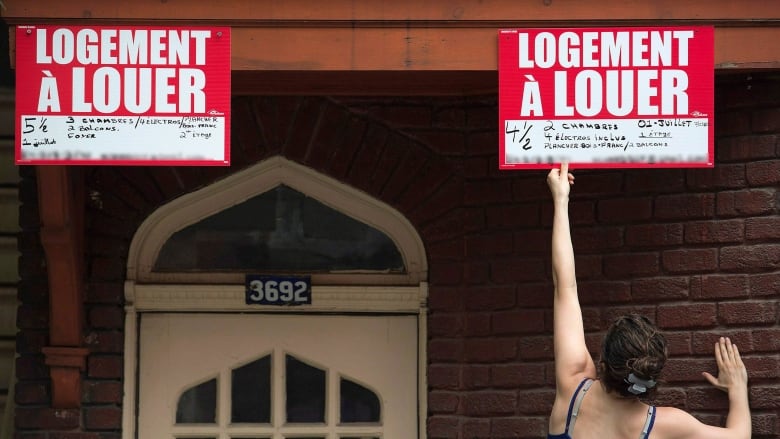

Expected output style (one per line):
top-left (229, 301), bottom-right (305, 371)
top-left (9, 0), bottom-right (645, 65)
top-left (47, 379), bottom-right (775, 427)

top-left (3, 0), bottom-right (780, 95)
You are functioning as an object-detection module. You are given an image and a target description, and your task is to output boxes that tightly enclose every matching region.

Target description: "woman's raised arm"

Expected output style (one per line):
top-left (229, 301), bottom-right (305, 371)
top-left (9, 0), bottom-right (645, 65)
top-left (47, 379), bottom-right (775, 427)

top-left (548, 163), bottom-right (596, 394)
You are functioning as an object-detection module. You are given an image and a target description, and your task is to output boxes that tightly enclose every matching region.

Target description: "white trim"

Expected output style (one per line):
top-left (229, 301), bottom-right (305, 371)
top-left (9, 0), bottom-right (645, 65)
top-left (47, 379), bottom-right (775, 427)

top-left (122, 156), bottom-right (429, 439)
top-left (418, 281), bottom-right (429, 439)
top-left (127, 282), bottom-right (423, 313)
top-left (121, 305), bottom-right (137, 439)
top-left (126, 156), bottom-right (427, 285)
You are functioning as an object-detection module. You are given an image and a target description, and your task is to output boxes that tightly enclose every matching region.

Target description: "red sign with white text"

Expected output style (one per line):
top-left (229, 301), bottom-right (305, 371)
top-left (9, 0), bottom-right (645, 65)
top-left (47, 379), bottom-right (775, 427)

top-left (499, 27), bottom-right (713, 169)
top-left (15, 25), bottom-right (231, 165)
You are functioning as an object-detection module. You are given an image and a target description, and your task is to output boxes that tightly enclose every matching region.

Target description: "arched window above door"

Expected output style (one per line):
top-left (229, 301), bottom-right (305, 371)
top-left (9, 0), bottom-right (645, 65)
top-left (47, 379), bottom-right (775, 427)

top-left (127, 156), bottom-right (426, 286)
top-left (154, 184), bottom-right (404, 273)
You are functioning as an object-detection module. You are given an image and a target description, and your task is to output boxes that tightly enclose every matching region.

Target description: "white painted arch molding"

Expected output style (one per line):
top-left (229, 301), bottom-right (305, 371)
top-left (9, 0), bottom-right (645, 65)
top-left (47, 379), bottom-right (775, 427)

top-left (126, 155), bottom-right (428, 286)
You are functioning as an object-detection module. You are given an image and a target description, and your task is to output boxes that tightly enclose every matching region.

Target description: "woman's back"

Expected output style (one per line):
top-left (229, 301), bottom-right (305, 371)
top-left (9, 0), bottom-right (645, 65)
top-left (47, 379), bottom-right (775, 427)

top-left (549, 378), bottom-right (656, 439)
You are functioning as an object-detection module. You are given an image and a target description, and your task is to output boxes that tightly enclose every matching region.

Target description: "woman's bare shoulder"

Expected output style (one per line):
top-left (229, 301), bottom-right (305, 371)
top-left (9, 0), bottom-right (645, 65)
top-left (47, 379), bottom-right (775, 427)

top-left (651, 405), bottom-right (731, 439)
top-left (644, 406), bottom-right (693, 439)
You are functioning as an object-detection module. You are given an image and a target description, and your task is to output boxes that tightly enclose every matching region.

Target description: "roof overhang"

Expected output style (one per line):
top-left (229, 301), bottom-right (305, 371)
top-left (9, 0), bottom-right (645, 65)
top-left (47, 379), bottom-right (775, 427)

top-left (4, 0), bottom-right (779, 94)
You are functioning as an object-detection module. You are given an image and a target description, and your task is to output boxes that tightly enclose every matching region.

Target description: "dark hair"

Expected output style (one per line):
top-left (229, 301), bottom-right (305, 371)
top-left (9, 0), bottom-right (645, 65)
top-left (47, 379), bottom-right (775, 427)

top-left (598, 314), bottom-right (668, 398)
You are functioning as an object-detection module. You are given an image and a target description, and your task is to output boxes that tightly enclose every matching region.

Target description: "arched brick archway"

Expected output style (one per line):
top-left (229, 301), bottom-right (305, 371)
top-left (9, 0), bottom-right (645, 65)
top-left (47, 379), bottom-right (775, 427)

top-left (84, 96), bottom-right (463, 243)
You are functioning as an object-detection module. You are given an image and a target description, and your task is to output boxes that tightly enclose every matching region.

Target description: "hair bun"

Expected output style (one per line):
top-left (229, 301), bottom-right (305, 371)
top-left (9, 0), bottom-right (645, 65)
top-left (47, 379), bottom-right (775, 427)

top-left (600, 314), bottom-right (668, 398)
top-left (629, 356), bottom-right (664, 379)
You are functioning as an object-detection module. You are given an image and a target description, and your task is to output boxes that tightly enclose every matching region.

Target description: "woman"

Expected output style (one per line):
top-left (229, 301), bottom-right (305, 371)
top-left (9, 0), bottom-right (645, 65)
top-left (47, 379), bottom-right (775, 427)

top-left (547, 163), bottom-right (751, 439)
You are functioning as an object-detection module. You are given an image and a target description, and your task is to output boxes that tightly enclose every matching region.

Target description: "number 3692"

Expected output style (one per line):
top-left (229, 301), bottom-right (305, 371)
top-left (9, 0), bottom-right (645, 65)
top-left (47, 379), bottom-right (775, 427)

top-left (245, 276), bottom-right (311, 305)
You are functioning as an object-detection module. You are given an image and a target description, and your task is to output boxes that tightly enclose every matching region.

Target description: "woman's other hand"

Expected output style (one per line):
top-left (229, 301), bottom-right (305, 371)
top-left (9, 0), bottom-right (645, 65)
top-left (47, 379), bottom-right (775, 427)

top-left (702, 337), bottom-right (748, 394)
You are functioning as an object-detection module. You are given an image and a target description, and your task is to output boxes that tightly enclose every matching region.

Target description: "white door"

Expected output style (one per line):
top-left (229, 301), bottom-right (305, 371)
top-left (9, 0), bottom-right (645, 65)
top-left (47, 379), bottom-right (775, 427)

top-left (137, 313), bottom-right (418, 439)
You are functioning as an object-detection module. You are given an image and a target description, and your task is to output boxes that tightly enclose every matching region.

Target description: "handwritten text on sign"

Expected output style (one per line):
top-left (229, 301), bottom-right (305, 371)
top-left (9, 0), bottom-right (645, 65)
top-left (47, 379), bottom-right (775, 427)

top-left (498, 27), bottom-right (714, 169)
top-left (15, 25), bottom-right (231, 166)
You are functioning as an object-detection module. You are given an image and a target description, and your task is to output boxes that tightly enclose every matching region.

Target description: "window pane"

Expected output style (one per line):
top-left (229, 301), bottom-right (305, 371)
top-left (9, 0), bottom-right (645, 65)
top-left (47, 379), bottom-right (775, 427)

top-left (176, 378), bottom-right (217, 423)
top-left (232, 355), bottom-right (272, 423)
top-left (340, 378), bottom-right (381, 423)
top-left (286, 354), bottom-right (325, 423)
top-left (154, 185), bottom-right (404, 272)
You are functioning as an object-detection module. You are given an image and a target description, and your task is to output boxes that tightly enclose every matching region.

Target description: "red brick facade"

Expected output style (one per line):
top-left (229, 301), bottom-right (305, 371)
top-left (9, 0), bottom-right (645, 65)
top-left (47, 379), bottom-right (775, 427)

top-left (16, 72), bottom-right (779, 438)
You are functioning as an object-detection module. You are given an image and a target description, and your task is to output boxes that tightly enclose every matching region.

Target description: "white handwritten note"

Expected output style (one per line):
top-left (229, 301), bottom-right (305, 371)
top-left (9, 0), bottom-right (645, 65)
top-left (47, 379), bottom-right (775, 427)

top-left (18, 115), bottom-right (227, 162)
top-left (503, 118), bottom-right (710, 165)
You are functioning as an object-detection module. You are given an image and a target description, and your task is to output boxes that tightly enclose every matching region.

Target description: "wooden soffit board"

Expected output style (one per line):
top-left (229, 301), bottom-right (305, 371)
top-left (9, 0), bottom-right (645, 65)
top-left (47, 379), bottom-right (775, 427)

top-left (4, 0), bottom-right (779, 94)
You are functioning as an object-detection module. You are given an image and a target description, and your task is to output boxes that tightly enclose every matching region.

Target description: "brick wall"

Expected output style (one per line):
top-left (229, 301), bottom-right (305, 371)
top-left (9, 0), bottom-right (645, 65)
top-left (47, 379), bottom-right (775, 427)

top-left (15, 72), bottom-right (779, 438)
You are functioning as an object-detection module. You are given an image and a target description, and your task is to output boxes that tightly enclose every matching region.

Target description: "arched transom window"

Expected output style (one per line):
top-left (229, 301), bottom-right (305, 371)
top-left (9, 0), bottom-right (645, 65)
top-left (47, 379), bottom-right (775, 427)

top-left (127, 156), bottom-right (426, 286)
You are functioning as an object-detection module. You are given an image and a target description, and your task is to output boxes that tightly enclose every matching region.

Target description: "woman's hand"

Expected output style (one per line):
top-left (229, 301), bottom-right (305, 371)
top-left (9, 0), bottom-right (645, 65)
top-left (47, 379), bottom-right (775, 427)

top-left (702, 337), bottom-right (748, 393)
top-left (547, 163), bottom-right (575, 202)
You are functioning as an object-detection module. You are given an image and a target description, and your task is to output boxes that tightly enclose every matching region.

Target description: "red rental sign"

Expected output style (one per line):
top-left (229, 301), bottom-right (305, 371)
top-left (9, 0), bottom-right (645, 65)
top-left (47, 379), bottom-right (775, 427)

top-left (498, 26), bottom-right (714, 169)
top-left (15, 25), bottom-right (231, 166)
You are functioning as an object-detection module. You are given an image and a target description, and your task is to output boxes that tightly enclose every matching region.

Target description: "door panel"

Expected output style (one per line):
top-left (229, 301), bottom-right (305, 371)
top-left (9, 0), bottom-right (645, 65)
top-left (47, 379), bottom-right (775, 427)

top-left (138, 313), bottom-right (417, 439)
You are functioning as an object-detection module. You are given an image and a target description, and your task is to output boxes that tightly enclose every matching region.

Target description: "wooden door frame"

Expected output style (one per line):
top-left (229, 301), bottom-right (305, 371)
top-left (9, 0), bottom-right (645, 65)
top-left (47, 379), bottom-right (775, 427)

top-left (122, 156), bottom-right (429, 439)
top-left (123, 284), bottom-right (429, 439)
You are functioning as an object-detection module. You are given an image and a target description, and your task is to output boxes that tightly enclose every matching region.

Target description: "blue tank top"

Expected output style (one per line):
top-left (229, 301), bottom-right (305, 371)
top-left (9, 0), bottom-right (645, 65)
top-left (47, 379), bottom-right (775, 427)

top-left (547, 379), bottom-right (656, 439)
